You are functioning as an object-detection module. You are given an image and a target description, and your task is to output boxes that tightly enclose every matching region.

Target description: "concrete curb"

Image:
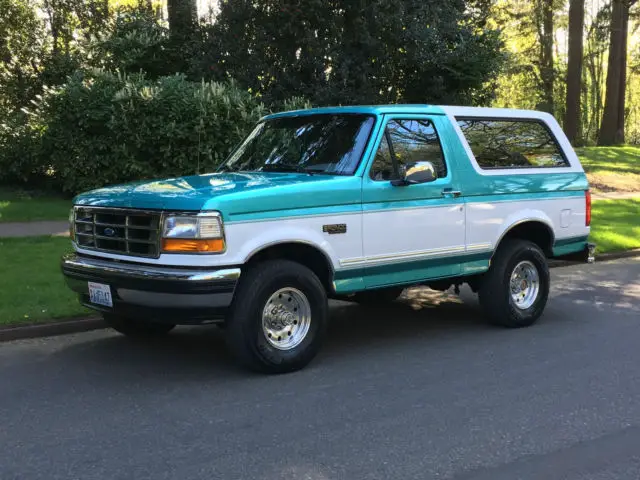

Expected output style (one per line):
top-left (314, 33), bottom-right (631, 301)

top-left (550, 248), bottom-right (640, 268)
top-left (1, 249), bottom-right (639, 343)
top-left (0, 316), bottom-right (105, 343)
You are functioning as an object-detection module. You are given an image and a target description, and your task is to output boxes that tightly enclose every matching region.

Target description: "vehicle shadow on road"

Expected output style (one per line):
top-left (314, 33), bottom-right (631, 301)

top-left (51, 287), bottom-right (492, 380)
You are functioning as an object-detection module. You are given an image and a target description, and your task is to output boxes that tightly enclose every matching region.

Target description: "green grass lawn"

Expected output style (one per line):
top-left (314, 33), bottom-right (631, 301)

top-left (0, 186), bottom-right (70, 223)
top-left (590, 198), bottom-right (640, 254)
top-left (577, 146), bottom-right (640, 193)
top-left (0, 236), bottom-right (88, 326)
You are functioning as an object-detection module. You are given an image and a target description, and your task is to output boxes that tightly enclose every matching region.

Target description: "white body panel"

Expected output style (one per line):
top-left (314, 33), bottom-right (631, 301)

top-left (75, 212), bottom-right (363, 269)
top-left (466, 196), bottom-right (590, 250)
top-left (356, 204), bottom-right (465, 267)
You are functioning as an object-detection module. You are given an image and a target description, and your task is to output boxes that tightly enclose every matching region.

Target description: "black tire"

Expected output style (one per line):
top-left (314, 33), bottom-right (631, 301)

top-left (478, 239), bottom-right (550, 328)
top-left (103, 314), bottom-right (175, 338)
top-left (352, 287), bottom-right (404, 305)
top-left (225, 260), bottom-right (328, 374)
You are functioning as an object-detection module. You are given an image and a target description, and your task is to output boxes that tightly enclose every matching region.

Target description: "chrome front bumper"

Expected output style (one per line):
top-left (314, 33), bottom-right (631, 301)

top-left (61, 254), bottom-right (241, 324)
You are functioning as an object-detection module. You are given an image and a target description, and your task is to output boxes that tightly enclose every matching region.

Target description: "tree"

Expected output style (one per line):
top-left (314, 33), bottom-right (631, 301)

top-left (197, 0), bottom-right (505, 108)
top-left (534, 0), bottom-right (556, 113)
top-left (599, 0), bottom-right (637, 145)
top-left (0, 0), bottom-right (45, 116)
top-left (167, 0), bottom-right (197, 38)
top-left (564, 0), bottom-right (585, 143)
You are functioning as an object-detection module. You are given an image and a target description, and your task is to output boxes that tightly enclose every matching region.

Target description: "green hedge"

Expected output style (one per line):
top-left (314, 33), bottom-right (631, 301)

top-left (0, 69), bottom-right (308, 194)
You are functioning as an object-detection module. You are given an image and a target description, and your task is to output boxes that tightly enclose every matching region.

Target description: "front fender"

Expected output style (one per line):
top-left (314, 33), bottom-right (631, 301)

top-left (224, 221), bottom-right (343, 269)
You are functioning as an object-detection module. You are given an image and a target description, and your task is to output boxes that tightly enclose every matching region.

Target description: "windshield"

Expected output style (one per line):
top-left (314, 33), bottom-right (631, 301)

top-left (219, 114), bottom-right (375, 175)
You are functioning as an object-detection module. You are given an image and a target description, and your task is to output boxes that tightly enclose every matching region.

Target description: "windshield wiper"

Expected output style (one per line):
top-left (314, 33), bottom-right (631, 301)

top-left (262, 163), bottom-right (315, 175)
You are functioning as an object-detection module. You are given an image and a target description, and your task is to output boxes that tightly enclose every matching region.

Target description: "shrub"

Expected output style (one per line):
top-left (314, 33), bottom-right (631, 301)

top-left (15, 69), bottom-right (269, 194)
top-left (0, 111), bottom-right (48, 186)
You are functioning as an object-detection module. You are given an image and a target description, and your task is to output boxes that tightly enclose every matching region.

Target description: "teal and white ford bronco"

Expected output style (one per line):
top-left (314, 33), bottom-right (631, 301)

top-left (62, 105), bottom-right (594, 373)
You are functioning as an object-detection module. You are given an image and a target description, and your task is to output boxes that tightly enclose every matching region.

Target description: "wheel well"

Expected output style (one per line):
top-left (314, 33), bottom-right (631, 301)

top-left (497, 221), bottom-right (554, 256)
top-left (246, 243), bottom-right (334, 293)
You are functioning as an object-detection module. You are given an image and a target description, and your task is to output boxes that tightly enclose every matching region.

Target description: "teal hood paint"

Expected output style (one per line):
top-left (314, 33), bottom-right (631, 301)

top-left (73, 172), bottom-right (363, 222)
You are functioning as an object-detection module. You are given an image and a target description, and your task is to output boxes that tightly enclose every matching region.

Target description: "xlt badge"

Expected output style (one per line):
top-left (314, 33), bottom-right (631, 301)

top-left (322, 224), bottom-right (347, 235)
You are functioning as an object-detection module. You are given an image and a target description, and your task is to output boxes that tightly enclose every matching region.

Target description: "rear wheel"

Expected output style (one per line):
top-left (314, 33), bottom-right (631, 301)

top-left (103, 314), bottom-right (175, 338)
top-left (479, 239), bottom-right (550, 328)
top-left (225, 260), bottom-right (328, 374)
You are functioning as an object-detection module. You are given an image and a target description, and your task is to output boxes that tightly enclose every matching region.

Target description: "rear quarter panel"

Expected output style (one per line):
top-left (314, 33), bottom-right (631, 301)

top-left (439, 107), bottom-right (591, 257)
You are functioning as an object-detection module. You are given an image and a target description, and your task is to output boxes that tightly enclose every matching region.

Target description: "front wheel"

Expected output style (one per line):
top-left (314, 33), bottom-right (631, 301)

top-left (225, 260), bottom-right (328, 374)
top-left (478, 239), bottom-right (550, 328)
top-left (103, 314), bottom-right (175, 338)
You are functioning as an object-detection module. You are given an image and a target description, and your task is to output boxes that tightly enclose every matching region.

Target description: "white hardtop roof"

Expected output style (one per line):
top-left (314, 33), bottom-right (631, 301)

top-left (440, 106), bottom-right (557, 122)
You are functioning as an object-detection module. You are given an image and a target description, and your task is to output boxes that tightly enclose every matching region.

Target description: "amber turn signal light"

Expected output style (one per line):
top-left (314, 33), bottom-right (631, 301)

top-left (162, 238), bottom-right (225, 253)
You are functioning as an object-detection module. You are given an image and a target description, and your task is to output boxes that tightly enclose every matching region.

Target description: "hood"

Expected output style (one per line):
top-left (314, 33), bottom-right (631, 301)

top-left (74, 172), bottom-right (362, 221)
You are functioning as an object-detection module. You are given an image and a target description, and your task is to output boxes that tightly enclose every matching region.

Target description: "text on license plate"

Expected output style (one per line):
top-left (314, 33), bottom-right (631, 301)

top-left (88, 282), bottom-right (113, 307)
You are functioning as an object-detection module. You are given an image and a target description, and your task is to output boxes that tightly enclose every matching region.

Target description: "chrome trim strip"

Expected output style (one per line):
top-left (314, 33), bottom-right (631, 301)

top-left (340, 245), bottom-right (467, 267)
top-left (466, 242), bottom-right (492, 251)
top-left (61, 254), bottom-right (241, 283)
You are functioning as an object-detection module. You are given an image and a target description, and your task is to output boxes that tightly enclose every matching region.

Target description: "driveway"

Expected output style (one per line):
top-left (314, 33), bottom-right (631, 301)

top-left (1, 258), bottom-right (639, 480)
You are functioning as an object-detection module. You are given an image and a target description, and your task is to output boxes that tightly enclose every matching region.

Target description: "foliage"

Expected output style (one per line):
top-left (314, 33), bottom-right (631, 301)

top-left (12, 70), bottom-right (267, 194)
top-left (0, 0), bottom-right (47, 117)
top-left (193, 0), bottom-right (506, 107)
top-left (88, 6), bottom-right (174, 77)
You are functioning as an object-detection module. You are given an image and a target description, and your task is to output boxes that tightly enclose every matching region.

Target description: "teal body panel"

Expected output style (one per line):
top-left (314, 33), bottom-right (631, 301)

top-left (333, 252), bottom-right (492, 294)
top-left (552, 235), bottom-right (589, 257)
top-left (73, 104), bottom-right (591, 294)
top-left (73, 172), bottom-right (363, 222)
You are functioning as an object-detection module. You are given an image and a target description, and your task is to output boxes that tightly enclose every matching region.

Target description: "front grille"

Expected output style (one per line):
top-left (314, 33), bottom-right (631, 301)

top-left (74, 207), bottom-right (162, 258)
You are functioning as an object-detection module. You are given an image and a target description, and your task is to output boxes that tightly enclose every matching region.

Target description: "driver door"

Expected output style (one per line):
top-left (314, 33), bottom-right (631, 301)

top-left (361, 115), bottom-right (465, 288)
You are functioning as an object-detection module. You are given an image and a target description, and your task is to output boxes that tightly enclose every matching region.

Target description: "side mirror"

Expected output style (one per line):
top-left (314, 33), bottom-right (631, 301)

top-left (391, 161), bottom-right (437, 186)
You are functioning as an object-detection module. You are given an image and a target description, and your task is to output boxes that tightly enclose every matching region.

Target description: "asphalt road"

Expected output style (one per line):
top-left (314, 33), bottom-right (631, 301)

top-left (1, 258), bottom-right (639, 480)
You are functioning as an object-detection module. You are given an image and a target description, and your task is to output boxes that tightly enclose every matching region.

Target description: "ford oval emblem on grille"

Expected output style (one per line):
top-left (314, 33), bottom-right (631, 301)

top-left (103, 227), bottom-right (116, 237)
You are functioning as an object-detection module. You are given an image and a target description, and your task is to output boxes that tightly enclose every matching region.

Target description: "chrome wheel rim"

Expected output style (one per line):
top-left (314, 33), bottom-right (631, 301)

top-left (262, 288), bottom-right (311, 350)
top-left (510, 261), bottom-right (540, 310)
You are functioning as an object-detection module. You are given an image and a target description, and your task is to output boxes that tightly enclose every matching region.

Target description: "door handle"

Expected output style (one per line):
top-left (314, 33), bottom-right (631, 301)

top-left (441, 188), bottom-right (462, 198)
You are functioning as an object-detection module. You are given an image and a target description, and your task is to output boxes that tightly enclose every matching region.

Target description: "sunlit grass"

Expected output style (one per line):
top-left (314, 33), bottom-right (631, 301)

top-left (590, 199), bottom-right (640, 253)
top-left (0, 236), bottom-right (88, 325)
top-left (577, 146), bottom-right (640, 193)
top-left (0, 187), bottom-right (70, 223)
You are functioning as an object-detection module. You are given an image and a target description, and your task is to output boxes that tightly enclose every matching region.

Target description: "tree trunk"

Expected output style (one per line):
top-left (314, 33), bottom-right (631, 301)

top-left (167, 0), bottom-right (197, 38)
top-left (599, 0), bottom-right (628, 145)
top-left (615, 1), bottom-right (630, 144)
top-left (536, 0), bottom-right (555, 114)
top-left (564, 0), bottom-right (585, 144)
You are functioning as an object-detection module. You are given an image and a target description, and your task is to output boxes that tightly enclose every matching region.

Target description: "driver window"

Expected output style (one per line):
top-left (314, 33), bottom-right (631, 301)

top-left (370, 119), bottom-right (447, 181)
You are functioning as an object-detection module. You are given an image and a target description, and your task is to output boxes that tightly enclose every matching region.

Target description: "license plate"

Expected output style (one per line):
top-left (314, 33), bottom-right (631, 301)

top-left (88, 282), bottom-right (113, 307)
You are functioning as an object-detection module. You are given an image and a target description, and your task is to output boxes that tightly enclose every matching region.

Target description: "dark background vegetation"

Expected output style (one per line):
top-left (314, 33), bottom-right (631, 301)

top-left (0, 0), bottom-right (638, 194)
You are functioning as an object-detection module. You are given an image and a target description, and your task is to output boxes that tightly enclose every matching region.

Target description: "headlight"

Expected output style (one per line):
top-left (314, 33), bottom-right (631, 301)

top-left (161, 213), bottom-right (225, 253)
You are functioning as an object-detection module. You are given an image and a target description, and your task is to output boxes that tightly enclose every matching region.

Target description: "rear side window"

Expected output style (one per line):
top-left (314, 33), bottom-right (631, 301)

top-left (456, 118), bottom-right (569, 169)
